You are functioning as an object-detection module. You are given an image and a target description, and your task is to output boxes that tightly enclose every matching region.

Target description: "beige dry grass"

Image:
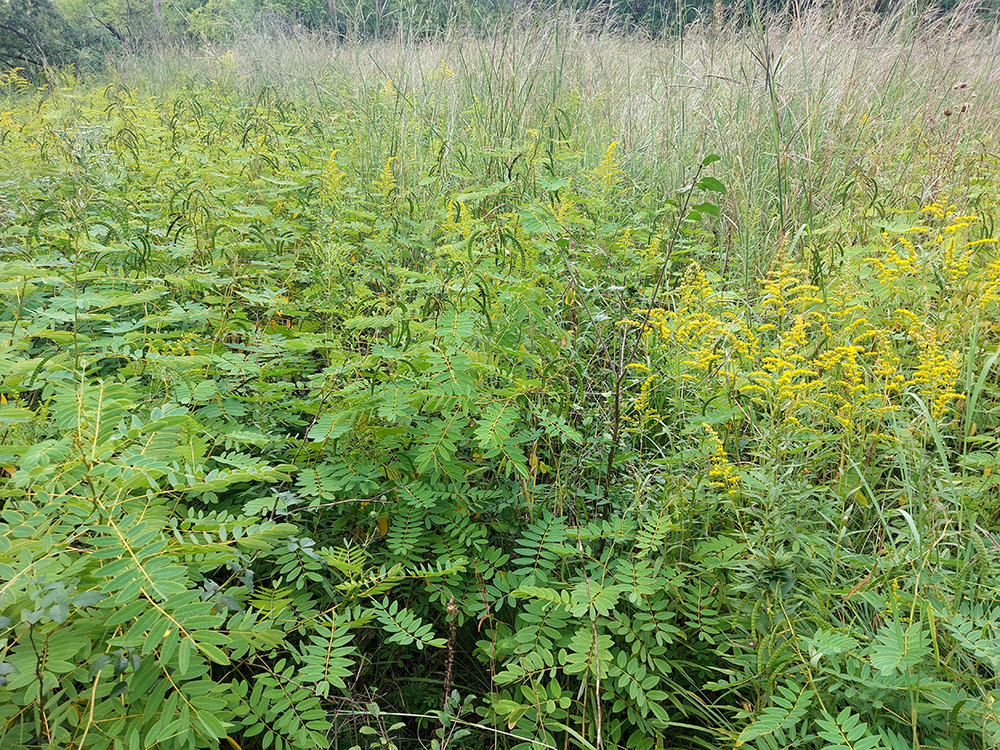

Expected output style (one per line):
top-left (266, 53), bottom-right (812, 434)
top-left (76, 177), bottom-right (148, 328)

top-left (112, 3), bottom-right (1000, 281)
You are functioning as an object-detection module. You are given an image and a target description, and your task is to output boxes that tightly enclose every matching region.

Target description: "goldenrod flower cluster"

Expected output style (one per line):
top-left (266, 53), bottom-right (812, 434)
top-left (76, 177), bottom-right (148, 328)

top-left (625, 264), bottom-right (759, 389)
top-left (622, 367), bottom-right (660, 432)
top-left (640, 234), bottom-right (662, 266)
top-left (616, 201), bottom-right (998, 490)
top-left (144, 331), bottom-right (204, 357)
top-left (702, 422), bottom-right (740, 491)
top-left (978, 260), bottom-right (1000, 307)
top-left (868, 203), bottom-right (989, 293)
top-left (869, 233), bottom-right (918, 288)
top-left (0, 68), bottom-right (31, 93)
top-left (885, 577), bottom-right (904, 621)
top-left (903, 322), bottom-right (964, 419)
top-left (591, 140), bottom-right (625, 197)
top-left (758, 265), bottom-right (823, 319)
top-left (372, 156), bottom-right (398, 199)
top-left (744, 312), bottom-right (818, 426)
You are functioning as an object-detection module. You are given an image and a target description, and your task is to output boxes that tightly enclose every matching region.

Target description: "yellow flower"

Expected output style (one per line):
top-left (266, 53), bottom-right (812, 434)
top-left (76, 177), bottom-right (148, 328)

top-left (320, 150), bottom-right (344, 201)
top-left (591, 140), bottom-right (624, 195)
top-left (373, 156), bottom-right (397, 198)
top-left (904, 324), bottom-right (964, 419)
top-left (702, 423), bottom-right (740, 491)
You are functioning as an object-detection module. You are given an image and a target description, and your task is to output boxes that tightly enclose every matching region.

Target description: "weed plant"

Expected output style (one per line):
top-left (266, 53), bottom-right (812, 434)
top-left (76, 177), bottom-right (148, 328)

top-left (1, 6), bottom-right (1000, 750)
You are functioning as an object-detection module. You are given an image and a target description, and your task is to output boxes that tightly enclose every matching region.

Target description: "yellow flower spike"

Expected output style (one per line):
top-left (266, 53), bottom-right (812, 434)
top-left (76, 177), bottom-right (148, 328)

top-left (373, 156), bottom-right (398, 195)
top-left (592, 140), bottom-right (624, 195)
top-left (702, 422), bottom-right (740, 491)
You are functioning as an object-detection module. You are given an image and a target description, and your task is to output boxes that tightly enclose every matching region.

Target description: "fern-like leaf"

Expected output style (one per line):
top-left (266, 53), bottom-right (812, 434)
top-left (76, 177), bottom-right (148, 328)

top-left (297, 619), bottom-right (355, 696)
top-left (372, 598), bottom-right (446, 649)
top-left (735, 685), bottom-right (811, 746)
top-left (815, 708), bottom-right (883, 750)
top-left (869, 620), bottom-right (930, 676)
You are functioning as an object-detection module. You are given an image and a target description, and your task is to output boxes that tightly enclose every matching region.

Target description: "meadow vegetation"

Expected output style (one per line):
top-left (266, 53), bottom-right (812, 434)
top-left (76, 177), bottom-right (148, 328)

top-left (2, 5), bottom-right (1000, 749)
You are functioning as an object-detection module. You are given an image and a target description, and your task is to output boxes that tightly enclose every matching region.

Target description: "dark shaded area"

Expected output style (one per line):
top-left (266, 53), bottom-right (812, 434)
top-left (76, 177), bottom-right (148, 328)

top-left (0, 0), bottom-right (82, 70)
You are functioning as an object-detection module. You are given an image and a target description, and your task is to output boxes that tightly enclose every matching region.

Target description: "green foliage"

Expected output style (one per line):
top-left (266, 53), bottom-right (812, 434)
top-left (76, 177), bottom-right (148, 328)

top-left (0, 0), bottom-right (89, 71)
top-left (2, 14), bottom-right (1000, 750)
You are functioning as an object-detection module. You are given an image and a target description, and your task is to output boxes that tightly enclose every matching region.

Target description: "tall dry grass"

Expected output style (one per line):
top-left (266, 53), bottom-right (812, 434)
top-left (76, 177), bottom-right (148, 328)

top-left (111, 2), bottom-right (1000, 283)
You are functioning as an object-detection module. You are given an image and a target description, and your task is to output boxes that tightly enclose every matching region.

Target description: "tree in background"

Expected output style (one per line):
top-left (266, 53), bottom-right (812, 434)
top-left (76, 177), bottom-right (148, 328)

top-left (4, 0), bottom-right (998, 73)
top-left (54, 0), bottom-right (207, 46)
top-left (0, 0), bottom-right (83, 69)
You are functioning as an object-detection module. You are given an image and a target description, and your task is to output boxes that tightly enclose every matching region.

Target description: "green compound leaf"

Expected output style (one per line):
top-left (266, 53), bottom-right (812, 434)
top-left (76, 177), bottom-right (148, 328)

top-left (803, 630), bottom-right (860, 665)
top-left (372, 598), bottom-right (446, 650)
top-left (815, 708), bottom-right (883, 750)
top-left (869, 620), bottom-right (930, 676)
top-left (735, 686), bottom-right (811, 746)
